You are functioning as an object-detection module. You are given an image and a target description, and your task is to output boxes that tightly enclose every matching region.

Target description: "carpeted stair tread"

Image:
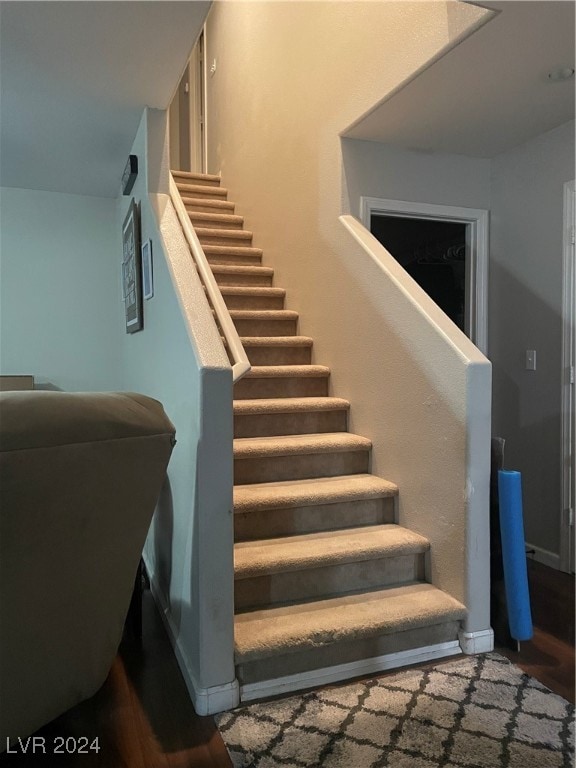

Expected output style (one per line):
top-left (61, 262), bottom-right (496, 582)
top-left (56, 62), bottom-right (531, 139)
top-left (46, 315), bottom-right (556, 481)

top-left (234, 397), bottom-right (349, 415)
top-left (182, 197), bottom-right (235, 212)
top-left (239, 336), bottom-right (313, 347)
top-left (220, 287), bottom-right (285, 298)
top-left (234, 524), bottom-right (429, 579)
top-left (228, 310), bottom-right (299, 336)
top-left (234, 474), bottom-right (398, 513)
top-left (212, 265), bottom-right (274, 279)
top-left (234, 583), bottom-right (466, 663)
top-left (196, 227), bottom-right (253, 240)
top-left (234, 432), bottom-right (371, 459)
top-left (229, 309), bottom-right (298, 320)
top-left (172, 170), bottom-right (221, 184)
top-left (234, 366), bottom-right (331, 399)
top-left (204, 244), bottom-right (263, 258)
top-left (176, 183), bottom-right (228, 197)
top-left (243, 365), bottom-right (329, 379)
top-left (188, 211), bottom-right (244, 228)
top-left (237, 337), bottom-right (315, 365)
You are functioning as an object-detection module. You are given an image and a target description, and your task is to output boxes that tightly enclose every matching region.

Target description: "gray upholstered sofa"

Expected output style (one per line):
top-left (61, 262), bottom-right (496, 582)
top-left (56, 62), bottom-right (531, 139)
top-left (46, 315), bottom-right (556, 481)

top-left (0, 391), bottom-right (175, 746)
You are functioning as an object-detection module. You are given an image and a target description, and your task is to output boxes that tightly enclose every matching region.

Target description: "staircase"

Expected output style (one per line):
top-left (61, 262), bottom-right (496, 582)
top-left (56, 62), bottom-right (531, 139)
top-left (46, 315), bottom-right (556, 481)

top-left (173, 171), bottom-right (467, 697)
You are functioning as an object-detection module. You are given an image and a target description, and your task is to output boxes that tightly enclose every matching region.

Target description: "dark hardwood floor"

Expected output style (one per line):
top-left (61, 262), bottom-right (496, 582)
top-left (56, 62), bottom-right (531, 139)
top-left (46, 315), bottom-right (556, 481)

top-left (497, 558), bottom-right (575, 704)
top-left (1, 559), bottom-right (573, 766)
top-left (0, 592), bottom-right (232, 768)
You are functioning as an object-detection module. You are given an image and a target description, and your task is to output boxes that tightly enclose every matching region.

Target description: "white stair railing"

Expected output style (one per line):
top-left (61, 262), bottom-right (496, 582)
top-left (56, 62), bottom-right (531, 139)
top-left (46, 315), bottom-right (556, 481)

top-left (169, 173), bottom-right (251, 382)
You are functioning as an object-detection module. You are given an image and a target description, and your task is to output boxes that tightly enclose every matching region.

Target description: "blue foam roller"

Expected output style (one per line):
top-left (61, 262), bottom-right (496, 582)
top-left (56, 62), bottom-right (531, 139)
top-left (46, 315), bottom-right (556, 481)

top-left (498, 470), bottom-right (533, 641)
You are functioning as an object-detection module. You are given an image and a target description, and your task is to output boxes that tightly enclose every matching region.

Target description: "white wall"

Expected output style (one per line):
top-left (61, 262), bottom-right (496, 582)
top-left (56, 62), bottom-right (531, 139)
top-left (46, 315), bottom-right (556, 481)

top-left (0, 187), bottom-right (121, 391)
top-left (342, 139), bottom-right (492, 216)
top-left (340, 120), bottom-right (575, 568)
top-left (206, 1), bottom-right (493, 634)
top-left (490, 119), bottom-right (575, 562)
top-left (117, 109), bottom-right (236, 713)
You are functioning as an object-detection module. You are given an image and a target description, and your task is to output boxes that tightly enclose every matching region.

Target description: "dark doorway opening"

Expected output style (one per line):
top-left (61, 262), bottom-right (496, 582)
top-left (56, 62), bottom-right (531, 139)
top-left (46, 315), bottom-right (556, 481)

top-left (370, 215), bottom-right (467, 332)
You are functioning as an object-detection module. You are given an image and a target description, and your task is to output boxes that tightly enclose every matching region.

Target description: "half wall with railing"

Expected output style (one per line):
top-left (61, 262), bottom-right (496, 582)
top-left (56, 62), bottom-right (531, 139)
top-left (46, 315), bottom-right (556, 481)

top-left (340, 214), bottom-right (492, 649)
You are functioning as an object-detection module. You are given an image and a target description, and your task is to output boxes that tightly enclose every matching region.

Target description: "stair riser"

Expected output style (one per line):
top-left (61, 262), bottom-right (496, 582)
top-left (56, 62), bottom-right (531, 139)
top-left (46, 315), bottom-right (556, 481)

top-left (199, 234), bottom-right (253, 248)
top-left (213, 272), bottom-right (274, 288)
top-left (234, 497), bottom-right (396, 541)
top-left (234, 376), bottom-right (328, 399)
top-left (189, 216), bottom-right (244, 230)
top-left (235, 553), bottom-right (426, 611)
top-left (173, 175), bottom-right (221, 188)
top-left (234, 409), bottom-right (348, 438)
top-left (234, 450), bottom-right (370, 484)
top-left (233, 318), bottom-right (298, 336)
top-left (176, 185), bottom-right (227, 199)
top-left (208, 254), bottom-right (263, 267)
top-left (244, 346), bottom-right (312, 366)
top-left (236, 621), bottom-right (461, 685)
top-left (223, 294), bottom-right (285, 311)
top-left (184, 201), bottom-right (235, 215)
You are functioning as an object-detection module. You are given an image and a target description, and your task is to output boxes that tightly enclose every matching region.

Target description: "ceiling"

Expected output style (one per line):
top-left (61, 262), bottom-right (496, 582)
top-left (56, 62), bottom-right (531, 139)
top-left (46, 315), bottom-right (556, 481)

top-left (0, 1), bottom-right (210, 197)
top-left (1, 1), bottom-right (573, 198)
top-left (344, 1), bottom-right (575, 158)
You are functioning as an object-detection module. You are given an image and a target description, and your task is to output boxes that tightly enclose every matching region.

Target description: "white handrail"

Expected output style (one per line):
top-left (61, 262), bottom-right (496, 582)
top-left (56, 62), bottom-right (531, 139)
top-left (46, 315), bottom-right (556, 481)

top-left (169, 174), bottom-right (251, 382)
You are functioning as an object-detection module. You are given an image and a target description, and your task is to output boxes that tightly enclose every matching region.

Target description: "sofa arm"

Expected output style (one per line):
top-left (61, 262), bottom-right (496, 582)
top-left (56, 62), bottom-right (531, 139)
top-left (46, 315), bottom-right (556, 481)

top-left (0, 391), bottom-right (176, 745)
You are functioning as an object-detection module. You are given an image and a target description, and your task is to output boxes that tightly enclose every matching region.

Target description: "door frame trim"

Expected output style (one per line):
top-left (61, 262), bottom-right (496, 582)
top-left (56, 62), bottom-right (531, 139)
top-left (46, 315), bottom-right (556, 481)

top-left (561, 179), bottom-right (575, 573)
top-left (360, 197), bottom-right (489, 355)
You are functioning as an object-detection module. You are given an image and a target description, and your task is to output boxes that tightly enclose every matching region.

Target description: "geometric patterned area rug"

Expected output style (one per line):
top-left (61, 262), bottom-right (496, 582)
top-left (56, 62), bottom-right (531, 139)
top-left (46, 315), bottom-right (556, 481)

top-left (216, 653), bottom-right (575, 767)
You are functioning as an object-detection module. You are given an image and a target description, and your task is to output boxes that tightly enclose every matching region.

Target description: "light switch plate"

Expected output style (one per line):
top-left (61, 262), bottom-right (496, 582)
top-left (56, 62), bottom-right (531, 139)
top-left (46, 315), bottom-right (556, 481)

top-left (526, 350), bottom-right (537, 370)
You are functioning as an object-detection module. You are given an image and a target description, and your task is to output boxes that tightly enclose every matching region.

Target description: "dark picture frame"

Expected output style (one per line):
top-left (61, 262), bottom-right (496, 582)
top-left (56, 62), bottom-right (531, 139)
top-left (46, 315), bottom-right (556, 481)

top-left (141, 239), bottom-right (154, 300)
top-left (122, 199), bottom-right (143, 333)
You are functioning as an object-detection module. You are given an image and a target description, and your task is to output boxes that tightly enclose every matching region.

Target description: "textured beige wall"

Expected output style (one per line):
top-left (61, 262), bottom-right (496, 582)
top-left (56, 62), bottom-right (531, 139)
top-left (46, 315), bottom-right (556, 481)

top-left (206, 1), bottom-right (493, 632)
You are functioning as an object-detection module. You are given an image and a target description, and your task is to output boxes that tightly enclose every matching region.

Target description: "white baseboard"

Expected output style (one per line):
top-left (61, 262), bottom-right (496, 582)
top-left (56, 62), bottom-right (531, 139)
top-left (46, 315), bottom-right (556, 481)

top-left (525, 542), bottom-right (561, 570)
top-left (240, 640), bottom-right (461, 703)
top-left (458, 628), bottom-right (494, 655)
top-left (143, 555), bottom-right (240, 715)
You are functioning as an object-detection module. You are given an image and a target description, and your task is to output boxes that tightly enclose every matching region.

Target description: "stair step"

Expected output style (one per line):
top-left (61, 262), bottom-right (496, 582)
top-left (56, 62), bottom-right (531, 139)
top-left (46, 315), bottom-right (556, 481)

top-left (234, 397), bottom-right (349, 438)
top-left (238, 336), bottom-right (312, 366)
top-left (211, 265), bottom-right (274, 287)
top-left (189, 211), bottom-right (244, 229)
top-left (229, 309), bottom-right (298, 337)
top-left (234, 525), bottom-right (428, 610)
top-left (172, 170), bottom-right (221, 187)
top-left (182, 197), bottom-right (235, 215)
top-left (196, 227), bottom-right (253, 247)
top-left (234, 474), bottom-right (397, 540)
top-left (176, 183), bottom-right (228, 199)
top-left (204, 245), bottom-right (263, 266)
top-left (234, 582), bottom-right (466, 684)
top-left (234, 432), bottom-right (371, 484)
top-left (236, 525), bottom-right (427, 578)
top-left (234, 473), bottom-right (397, 512)
top-left (234, 365), bottom-right (330, 399)
top-left (219, 286), bottom-right (285, 311)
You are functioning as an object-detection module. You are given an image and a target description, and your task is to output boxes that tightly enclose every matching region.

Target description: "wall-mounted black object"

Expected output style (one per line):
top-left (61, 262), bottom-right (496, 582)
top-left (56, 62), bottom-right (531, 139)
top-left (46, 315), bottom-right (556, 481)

top-left (122, 155), bottom-right (138, 196)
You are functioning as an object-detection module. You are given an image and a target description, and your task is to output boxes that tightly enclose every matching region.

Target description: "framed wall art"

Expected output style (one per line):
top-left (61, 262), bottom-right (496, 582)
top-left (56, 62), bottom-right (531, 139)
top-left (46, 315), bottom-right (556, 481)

top-left (141, 239), bottom-right (154, 300)
top-left (122, 199), bottom-right (143, 333)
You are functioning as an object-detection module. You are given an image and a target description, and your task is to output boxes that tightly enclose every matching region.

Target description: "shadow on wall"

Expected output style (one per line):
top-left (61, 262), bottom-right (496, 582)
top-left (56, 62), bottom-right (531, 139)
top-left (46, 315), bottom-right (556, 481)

top-left (34, 381), bottom-right (63, 391)
top-left (489, 259), bottom-right (563, 556)
top-left (153, 476), bottom-right (176, 622)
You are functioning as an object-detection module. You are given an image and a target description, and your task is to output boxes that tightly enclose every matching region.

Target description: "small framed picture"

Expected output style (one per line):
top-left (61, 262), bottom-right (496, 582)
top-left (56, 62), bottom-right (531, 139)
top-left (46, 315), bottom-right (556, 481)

top-left (141, 239), bottom-right (154, 300)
